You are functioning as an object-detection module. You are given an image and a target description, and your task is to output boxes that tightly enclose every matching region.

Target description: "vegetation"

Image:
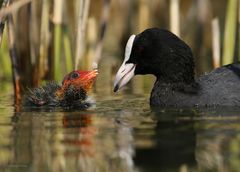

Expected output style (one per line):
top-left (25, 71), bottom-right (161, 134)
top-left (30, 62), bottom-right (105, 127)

top-left (0, 0), bottom-right (238, 101)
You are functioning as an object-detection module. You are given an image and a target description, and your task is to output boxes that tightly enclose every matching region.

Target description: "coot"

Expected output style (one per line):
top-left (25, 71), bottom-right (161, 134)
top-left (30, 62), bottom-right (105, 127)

top-left (24, 70), bottom-right (98, 109)
top-left (114, 28), bottom-right (240, 107)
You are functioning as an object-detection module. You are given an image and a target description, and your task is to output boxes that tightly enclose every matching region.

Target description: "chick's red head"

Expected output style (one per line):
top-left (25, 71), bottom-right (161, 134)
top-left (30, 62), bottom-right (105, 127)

top-left (61, 70), bottom-right (98, 92)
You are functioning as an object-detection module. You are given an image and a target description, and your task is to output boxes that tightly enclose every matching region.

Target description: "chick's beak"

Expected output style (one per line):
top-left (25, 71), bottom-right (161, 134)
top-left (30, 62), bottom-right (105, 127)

top-left (85, 69), bottom-right (98, 80)
top-left (81, 69), bottom-right (98, 91)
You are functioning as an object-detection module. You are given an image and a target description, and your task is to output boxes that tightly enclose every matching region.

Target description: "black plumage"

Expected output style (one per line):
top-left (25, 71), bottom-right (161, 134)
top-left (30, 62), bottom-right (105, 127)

top-left (114, 28), bottom-right (240, 107)
top-left (23, 82), bottom-right (90, 109)
top-left (23, 70), bottom-right (98, 109)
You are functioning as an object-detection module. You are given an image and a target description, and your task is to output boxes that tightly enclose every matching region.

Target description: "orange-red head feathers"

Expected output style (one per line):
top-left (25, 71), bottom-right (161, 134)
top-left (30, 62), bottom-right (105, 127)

top-left (56, 70), bottom-right (98, 98)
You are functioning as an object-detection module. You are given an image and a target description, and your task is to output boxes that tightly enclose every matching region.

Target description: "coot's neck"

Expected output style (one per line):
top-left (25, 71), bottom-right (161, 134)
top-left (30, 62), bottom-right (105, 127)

top-left (154, 62), bottom-right (199, 94)
top-left (156, 74), bottom-right (196, 85)
top-left (155, 61), bottom-right (196, 84)
top-left (155, 73), bottom-right (200, 94)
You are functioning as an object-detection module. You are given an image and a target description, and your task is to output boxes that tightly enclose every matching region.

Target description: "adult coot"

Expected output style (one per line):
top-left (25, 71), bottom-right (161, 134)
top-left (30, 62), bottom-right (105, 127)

top-left (24, 70), bottom-right (98, 109)
top-left (114, 28), bottom-right (240, 107)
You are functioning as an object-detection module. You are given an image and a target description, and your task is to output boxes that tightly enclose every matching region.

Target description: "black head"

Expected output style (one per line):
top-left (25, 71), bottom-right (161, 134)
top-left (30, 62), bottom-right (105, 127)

top-left (114, 28), bottom-right (196, 92)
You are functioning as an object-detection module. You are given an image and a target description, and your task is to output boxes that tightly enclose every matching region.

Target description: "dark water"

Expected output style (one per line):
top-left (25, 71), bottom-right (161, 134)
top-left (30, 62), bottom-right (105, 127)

top-left (1, 94), bottom-right (240, 172)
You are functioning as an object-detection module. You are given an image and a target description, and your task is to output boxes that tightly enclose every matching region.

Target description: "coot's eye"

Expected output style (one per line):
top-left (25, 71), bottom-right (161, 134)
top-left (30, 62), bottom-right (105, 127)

top-left (138, 46), bottom-right (144, 53)
top-left (71, 72), bottom-right (80, 79)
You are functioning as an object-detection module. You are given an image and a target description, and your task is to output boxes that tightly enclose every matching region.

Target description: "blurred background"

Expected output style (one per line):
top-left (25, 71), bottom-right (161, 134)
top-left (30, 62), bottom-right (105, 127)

top-left (0, 0), bottom-right (238, 99)
top-left (1, 1), bottom-right (240, 172)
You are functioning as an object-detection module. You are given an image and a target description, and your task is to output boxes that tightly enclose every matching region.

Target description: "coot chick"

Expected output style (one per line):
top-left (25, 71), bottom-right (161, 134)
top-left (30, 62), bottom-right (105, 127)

top-left (114, 28), bottom-right (240, 107)
top-left (24, 70), bottom-right (98, 109)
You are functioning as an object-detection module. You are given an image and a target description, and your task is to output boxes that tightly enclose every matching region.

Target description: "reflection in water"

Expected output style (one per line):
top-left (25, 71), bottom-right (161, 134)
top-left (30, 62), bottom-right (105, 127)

top-left (7, 111), bottom-right (137, 172)
top-left (134, 110), bottom-right (197, 172)
top-left (61, 113), bottom-right (136, 172)
top-left (195, 115), bottom-right (240, 172)
top-left (0, 100), bottom-right (240, 171)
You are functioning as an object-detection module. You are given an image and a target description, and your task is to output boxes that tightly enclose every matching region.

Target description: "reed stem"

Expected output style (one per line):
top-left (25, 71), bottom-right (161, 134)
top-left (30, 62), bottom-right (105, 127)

top-left (63, 27), bottom-right (73, 73)
top-left (0, 0), bottom-right (31, 18)
top-left (75, 0), bottom-right (90, 69)
top-left (238, 0), bottom-right (240, 61)
top-left (39, 0), bottom-right (50, 80)
top-left (0, 31), bottom-right (11, 78)
top-left (222, 0), bottom-right (238, 65)
top-left (93, 0), bottom-right (110, 68)
top-left (0, 0), bottom-right (10, 47)
top-left (170, 0), bottom-right (180, 36)
top-left (7, 14), bottom-right (21, 103)
top-left (211, 18), bottom-right (220, 68)
top-left (53, 0), bottom-right (63, 81)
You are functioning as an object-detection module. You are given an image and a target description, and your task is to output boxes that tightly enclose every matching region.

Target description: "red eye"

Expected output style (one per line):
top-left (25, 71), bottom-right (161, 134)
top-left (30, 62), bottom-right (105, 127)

top-left (138, 47), bottom-right (144, 53)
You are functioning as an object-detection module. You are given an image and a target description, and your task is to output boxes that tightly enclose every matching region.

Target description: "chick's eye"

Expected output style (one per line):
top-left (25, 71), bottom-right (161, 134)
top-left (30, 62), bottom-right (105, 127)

top-left (71, 72), bottom-right (80, 79)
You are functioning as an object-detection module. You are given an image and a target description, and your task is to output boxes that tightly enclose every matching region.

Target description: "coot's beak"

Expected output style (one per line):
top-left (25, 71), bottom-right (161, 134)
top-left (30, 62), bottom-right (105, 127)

top-left (114, 34), bottom-right (136, 92)
top-left (114, 63), bottom-right (136, 92)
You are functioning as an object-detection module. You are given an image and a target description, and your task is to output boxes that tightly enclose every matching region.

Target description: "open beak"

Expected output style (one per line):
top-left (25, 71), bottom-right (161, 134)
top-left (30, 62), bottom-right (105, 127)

top-left (113, 34), bottom-right (136, 92)
top-left (80, 69), bottom-right (98, 91)
top-left (113, 63), bottom-right (136, 92)
top-left (85, 69), bottom-right (98, 80)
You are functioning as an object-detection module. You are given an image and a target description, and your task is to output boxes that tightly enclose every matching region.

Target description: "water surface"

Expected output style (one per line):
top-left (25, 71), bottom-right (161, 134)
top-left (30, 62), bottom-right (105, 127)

top-left (0, 94), bottom-right (240, 172)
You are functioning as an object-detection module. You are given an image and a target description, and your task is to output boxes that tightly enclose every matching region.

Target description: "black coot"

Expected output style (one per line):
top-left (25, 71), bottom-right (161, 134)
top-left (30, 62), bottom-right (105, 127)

top-left (114, 28), bottom-right (240, 107)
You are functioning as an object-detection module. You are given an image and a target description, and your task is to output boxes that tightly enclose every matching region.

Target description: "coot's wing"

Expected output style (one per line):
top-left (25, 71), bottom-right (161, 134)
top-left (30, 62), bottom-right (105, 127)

top-left (198, 63), bottom-right (240, 106)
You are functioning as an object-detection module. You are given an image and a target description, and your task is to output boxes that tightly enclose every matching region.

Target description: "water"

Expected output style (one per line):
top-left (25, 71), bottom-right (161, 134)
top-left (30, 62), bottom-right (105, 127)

top-left (1, 93), bottom-right (240, 172)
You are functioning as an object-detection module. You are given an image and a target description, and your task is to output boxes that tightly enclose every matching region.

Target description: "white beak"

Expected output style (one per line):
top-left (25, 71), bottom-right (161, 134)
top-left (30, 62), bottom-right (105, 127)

top-left (114, 35), bottom-right (136, 92)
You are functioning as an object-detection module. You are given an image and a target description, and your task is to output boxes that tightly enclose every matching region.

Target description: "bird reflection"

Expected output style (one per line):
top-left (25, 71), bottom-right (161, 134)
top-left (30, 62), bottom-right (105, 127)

top-left (60, 113), bottom-right (97, 171)
top-left (61, 112), bottom-right (136, 172)
top-left (133, 109), bottom-right (197, 171)
top-left (62, 113), bottom-right (93, 128)
top-left (8, 107), bottom-right (240, 172)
